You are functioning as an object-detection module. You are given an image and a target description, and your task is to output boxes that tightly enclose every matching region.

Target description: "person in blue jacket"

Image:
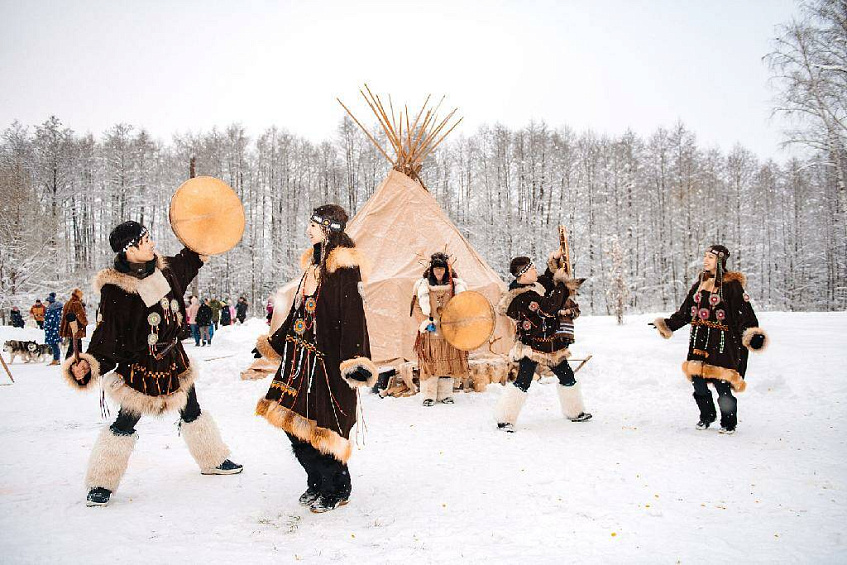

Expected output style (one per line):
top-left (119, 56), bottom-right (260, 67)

top-left (44, 292), bottom-right (64, 365)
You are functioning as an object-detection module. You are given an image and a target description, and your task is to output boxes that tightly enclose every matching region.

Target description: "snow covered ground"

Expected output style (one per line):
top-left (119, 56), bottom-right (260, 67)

top-left (1, 312), bottom-right (845, 564)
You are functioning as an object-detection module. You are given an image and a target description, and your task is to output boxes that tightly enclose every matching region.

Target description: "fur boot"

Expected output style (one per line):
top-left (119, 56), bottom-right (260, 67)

top-left (436, 377), bottom-right (455, 403)
top-left (180, 412), bottom-right (231, 473)
top-left (420, 377), bottom-right (439, 403)
top-left (85, 427), bottom-right (138, 492)
top-left (557, 382), bottom-right (588, 420)
top-left (494, 384), bottom-right (528, 426)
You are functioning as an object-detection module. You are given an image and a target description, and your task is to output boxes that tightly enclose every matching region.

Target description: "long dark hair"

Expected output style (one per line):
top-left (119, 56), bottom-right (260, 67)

top-left (311, 204), bottom-right (354, 277)
top-left (424, 266), bottom-right (458, 286)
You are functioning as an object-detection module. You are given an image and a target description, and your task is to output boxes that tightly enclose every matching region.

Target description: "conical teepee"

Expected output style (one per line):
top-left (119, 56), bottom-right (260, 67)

top-left (263, 87), bottom-right (512, 367)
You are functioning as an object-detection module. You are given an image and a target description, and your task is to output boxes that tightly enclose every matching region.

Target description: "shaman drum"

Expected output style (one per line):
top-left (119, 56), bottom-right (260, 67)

top-left (169, 176), bottom-right (245, 255)
top-left (440, 290), bottom-right (496, 351)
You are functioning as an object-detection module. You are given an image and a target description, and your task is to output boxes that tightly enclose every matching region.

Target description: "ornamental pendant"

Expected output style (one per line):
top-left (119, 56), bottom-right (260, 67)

top-left (304, 297), bottom-right (317, 314)
top-left (147, 312), bottom-right (162, 327)
top-left (294, 319), bottom-right (306, 335)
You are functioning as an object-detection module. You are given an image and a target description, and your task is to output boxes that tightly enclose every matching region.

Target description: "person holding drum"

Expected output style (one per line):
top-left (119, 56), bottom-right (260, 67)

top-left (254, 204), bottom-right (376, 513)
top-left (494, 250), bottom-right (592, 432)
top-left (411, 252), bottom-right (469, 406)
top-left (63, 177), bottom-right (246, 506)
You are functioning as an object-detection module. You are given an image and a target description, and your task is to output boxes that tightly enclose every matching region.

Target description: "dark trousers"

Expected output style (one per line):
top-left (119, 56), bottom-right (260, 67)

top-left (37, 321), bottom-right (44, 329)
top-left (287, 433), bottom-right (351, 498)
top-left (110, 386), bottom-right (202, 435)
top-left (513, 357), bottom-right (576, 392)
top-left (63, 338), bottom-right (83, 359)
top-left (692, 377), bottom-right (737, 428)
top-left (49, 343), bottom-right (61, 361)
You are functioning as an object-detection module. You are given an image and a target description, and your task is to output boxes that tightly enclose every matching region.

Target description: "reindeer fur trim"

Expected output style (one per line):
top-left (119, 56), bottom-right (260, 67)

top-left (553, 269), bottom-right (586, 290)
top-left (101, 363), bottom-right (198, 417)
top-left (723, 271), bottom-right (747, 287)
top-left (741, 327), bottom-right (769, 353)
top-left (255, 334), bottom-right (281, 361)
top-left (61, 352), bottom-right (101, 390)
top-left (180, 412), bottom-right (231, 473)
top-left (496, 283), bottom-right (546, 316)
top-left (339, 356), bottom-right (378, 388)
top-left (494, 384), bottom-right (528, 425)
top-left (256, 398), bottom-right (353, 463)
top-left (300, 246), bottom-right (371, 282)
top-left (85, 428), bottom-right (138, 492)
top-left (654, 317), bottom-right (673, 339)
top-left (682, 360), bottom-right (747, 393)
top-left (509, 341), bottom-right (571, 367)
top-left (92, 255), bottom-right (168, 296)
top-left (557, 381), bottom-right (587, 419)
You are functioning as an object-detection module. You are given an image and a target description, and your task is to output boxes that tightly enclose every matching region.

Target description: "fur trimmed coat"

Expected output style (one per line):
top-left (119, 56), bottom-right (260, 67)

top-left (61, 248), bottom-right (205, 416)
top-left (255, 243), bottom-right (376, 463)
top-left (654, 271), bottom-right (768, 392)
top-left (411, 277), bottom-right (470, 380)
top-left (60, 289), bottom-right (88, 338)
top-left (497, 263), bottom-right (583, 367)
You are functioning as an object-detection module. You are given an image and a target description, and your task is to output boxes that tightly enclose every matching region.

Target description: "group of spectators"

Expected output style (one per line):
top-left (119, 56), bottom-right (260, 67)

top-left (7, 293), bottom-right (253, 358)
top-left (7, 290), bottom-right (87, 365)
top-left (185, 296), bottom-right (249, 346)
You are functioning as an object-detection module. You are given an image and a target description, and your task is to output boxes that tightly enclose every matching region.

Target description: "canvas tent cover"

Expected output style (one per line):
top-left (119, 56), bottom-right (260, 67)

top-left (269, 170), bottom-right (513, 365)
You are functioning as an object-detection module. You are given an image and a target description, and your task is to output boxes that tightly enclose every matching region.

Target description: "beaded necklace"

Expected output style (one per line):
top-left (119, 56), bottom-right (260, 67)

top-left (689, 256), bottom-right (728, 355)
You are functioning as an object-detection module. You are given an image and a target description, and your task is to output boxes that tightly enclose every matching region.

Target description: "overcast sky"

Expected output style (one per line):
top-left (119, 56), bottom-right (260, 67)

top-left (0, 0), bottom-right (800, 159)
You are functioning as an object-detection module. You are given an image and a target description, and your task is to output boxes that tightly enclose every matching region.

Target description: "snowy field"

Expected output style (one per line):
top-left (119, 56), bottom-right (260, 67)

top-left (0, 312), bottom-right (845, 564)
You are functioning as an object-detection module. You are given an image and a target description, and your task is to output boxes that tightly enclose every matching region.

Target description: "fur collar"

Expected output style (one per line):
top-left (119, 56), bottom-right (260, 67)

top-left (723, 271), bottom-right (747, 286)
top-left (496, 283), bottom-right (546, 316)
top-left (697, 270), bottom-right (747, 293)
top-left (552, 269), bottom-right (586, 291)
top-left (299, 246), bottom-right (371, 282)
top-left (93, 255), bottom-right (168, 296)
top-left (422, 279), bottom-right (464, 292)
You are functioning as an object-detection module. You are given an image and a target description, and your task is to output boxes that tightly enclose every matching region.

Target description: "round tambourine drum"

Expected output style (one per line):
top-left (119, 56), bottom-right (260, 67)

top-left (169, 176), bottom-right (245, 255)
top-left (439, 290), bottom-right (496, 351)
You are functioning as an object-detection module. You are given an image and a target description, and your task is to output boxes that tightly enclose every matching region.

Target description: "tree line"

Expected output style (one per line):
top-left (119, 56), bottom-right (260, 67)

top-left (1, 0), bottom-right (844, 320)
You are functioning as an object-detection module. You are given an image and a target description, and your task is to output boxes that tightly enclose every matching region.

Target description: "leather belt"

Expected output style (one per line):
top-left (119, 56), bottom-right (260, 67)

top-left (152, 338), bottom-right (179, 361)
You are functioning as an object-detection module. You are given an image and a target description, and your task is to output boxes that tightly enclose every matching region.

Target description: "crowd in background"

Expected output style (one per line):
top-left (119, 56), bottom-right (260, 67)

top-left (4, 293), bottom-right (257, 360)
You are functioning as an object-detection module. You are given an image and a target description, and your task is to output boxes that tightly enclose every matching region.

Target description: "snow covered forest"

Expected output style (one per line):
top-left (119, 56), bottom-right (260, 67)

top-left (1, 0), bottom-right (845, 319)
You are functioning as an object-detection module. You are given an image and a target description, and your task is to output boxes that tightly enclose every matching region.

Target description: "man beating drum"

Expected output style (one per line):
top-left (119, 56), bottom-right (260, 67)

top-left (64, 176), bottom-right (246, 507)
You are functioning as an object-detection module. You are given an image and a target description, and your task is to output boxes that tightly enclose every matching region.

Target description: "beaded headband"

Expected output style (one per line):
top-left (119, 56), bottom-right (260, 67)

top-left (515, 261), bottom-right (534, 278)
top-left (311, 214), bottom-right (344, 233)
top-left (122, 226), bottom-right (149, 253)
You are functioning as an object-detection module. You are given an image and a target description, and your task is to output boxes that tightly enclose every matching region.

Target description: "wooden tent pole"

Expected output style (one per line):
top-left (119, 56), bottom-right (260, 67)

top-left (0, 353), bottom-right (15, 384)
top-left (336, 98), bottom-right (394, 164)
top-left (358, 88), bottom-right (400, 156)
top-left (419, 117), bottom-right (464, 162)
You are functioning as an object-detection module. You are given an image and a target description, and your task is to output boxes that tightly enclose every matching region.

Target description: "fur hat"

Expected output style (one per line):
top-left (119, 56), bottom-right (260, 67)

top-left (509, 256), bottom-right (533, 278)
top-left (109, 221), bottom-right (148, 253)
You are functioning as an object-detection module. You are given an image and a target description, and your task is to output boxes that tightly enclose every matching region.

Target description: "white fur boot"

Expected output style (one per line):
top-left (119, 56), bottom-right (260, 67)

top-left (495, 384), bottom-right (528, 428)
top-left (436, 377), bottom-right (455, 404)
top-left (180, 412), bottom-right (231, 474)
top-left (85, 427), bottom-right (137, 492)
top-left (557, 382), bottom-right (592, 422)
top-left (420, 376), bottom-right (438, 406)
